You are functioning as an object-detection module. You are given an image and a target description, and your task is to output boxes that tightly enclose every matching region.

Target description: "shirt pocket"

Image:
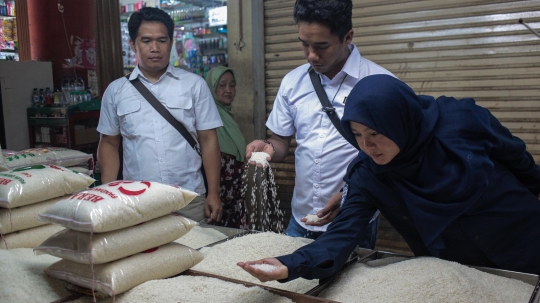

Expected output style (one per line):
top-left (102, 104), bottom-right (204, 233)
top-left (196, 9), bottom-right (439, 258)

top-left (165, 95), bottom-right (194, 129)
top-left (289, 104), bottom-right (310, 140)
top-left (117, 98), bottom-right (141, 137)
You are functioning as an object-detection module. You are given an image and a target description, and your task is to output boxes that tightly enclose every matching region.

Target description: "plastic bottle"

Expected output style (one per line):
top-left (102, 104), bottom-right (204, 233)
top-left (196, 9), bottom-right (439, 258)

top-left (75, 76), bottom-right (85, 92)
top-left (44, 87), bottom-right (53, 107)
top-left (85, 88), bottom-right (93, 102)
top-left (38, 88), bottom-right (45, 107)
top-left (53, 88), bottom-right (62, 107)
top-left (31, 88), bottom-right (39, 106)
top-left (60, 76), bottom-right (69, 103)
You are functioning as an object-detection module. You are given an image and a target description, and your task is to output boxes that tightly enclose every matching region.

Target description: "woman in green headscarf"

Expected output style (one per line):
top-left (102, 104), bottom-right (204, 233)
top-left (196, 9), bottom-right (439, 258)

top-left (205, 66), bottom-right (248, 229)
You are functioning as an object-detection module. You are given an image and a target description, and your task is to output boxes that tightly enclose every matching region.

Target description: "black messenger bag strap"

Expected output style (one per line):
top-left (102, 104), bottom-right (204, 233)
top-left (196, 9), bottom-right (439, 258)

top-left (126, 75), bottom-right (208, 194)
top-left (308, 67), bottom-right (350, 140)
top-left (126, 75), bottom-right (201, 156)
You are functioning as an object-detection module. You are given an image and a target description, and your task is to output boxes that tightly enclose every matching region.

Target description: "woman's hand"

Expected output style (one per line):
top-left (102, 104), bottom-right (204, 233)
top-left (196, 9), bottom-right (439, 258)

top-left (237, 258), bottom-right (288, 282)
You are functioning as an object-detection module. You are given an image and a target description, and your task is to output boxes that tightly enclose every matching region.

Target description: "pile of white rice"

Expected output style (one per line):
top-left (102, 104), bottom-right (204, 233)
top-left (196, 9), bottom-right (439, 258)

top-left (0, 248), bottom-right (71, 302)
top-left (249, 152), bottom-right (270, 167)
top-left (71, 275), bottom-right (294, 303)
top-left (174, 225), bottom-right (228, 249)
top-left (319, 257), bottom-right (534, 303)
top-left (192, 232), bottom-right (318, 293)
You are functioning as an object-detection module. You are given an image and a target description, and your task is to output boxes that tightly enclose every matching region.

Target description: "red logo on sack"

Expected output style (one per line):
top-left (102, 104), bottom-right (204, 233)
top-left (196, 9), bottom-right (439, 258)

top-left (108, 181), bottom-right (151, 196)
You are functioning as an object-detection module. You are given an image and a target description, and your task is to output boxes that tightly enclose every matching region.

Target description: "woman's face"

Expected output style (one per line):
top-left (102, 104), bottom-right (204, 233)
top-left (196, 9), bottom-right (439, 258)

top-left (215, 71), bottom-right (236, 106)
top-left (350, 121), bottom-right (400, 165)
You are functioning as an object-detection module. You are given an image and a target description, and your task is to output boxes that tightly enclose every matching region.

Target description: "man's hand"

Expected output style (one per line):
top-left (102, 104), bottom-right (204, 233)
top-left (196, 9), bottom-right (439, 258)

top-left (301, 192), bottom-right (342, 226)
top-left (204, 193), bottom-right (223, 224)
top-left (237, 258), bottom-right (288, 282)
top-left (245, 140), bottom-right (274, 168)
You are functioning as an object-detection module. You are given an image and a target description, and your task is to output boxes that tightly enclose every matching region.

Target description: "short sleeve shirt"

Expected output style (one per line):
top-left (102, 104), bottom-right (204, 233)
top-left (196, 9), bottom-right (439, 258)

top-left (266, 44), bottom-right (394, 231)
top-left (97, 64), bottom-right (222, 194)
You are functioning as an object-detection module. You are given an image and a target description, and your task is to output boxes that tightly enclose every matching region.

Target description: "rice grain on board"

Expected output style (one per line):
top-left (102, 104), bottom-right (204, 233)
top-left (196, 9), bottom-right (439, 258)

top-left (0, 196), bottom-right (65, 234)
top-left (45, 242), bottom-right (204, 297)
top-left (0, 248), bottom-right (71, 303)
top-left (71, 275), bottom-right (295, 303)
top-left (173, 225), bottom-right (228, 249)
top-left (34, 214), bottom-right (197, 264)
top-left (39, 181), bottom-right (197, 233)
top-left (319, 257), bottom-right (534, 303)
top-left (0, 165), bottom-right (95, 208)
top-left (192, 232), bottom-right (318, 293)
top-left (0, 224), bottom-right (65, 249)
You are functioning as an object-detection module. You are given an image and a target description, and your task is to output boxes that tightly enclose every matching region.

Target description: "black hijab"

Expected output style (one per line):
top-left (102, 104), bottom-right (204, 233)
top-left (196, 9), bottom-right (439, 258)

top-left (341, 75), bottom-right (495, 254)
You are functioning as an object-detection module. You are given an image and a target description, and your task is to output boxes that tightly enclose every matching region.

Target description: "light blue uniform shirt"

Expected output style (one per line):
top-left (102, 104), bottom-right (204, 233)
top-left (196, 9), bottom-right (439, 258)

top-left (98, 64), bottom-right (222, 195)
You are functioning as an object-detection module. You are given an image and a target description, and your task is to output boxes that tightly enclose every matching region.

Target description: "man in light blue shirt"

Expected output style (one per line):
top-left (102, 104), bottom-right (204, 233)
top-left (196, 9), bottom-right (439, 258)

top-left (97, 7), bottom-right (223, 223)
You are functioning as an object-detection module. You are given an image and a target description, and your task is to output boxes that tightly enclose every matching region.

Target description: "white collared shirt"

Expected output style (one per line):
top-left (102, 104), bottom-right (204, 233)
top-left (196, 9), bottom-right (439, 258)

top-left (266, 44), bottom-right (393, 231)
top-left (97, 64), bottom-right (222, 194)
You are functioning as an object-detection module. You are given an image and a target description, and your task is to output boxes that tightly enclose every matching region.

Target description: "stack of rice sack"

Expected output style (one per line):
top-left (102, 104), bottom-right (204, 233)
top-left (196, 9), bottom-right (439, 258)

top-left (35, 180), bottom-right (205, 298)
top-left (1, 147), bottom-right (94, 176)
top-left (0, 164), bottom-right (95, 249)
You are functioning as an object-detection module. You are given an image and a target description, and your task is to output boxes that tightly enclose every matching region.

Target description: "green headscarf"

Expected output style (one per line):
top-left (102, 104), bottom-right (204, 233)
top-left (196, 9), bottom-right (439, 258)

top-left (205, 66), bottom-right (246, 162)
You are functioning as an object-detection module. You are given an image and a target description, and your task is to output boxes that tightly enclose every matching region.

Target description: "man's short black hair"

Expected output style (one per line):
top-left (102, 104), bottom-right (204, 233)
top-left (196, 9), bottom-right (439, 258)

top-left (293, 0), bottom-right (353, 42)
top-left (128, 7), bottom-right (174, 42)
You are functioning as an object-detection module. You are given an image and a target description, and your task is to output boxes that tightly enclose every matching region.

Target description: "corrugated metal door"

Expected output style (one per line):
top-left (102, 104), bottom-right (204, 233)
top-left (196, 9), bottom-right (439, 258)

top-left (264, 0), bottom-right (540, 253)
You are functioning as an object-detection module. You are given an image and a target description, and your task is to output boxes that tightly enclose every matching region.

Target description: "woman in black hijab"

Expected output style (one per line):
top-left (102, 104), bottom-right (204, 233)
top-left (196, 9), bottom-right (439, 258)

top-left (238, 74), bottom-right (540, 282)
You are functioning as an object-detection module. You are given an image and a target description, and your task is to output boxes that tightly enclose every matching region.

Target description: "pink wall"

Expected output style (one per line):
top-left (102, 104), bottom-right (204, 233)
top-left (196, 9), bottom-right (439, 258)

top-left (27, 0), bottom-right (96, 89)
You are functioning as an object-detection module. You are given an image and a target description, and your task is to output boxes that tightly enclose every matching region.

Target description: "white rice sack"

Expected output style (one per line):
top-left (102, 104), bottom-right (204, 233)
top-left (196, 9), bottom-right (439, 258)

top-left (192, 232), bottom-right (318, 293)
top-left (35, 214), bottom-right (197, 264)
top-left (0, 196), bottom-right (66, 234)
top-left (174, 225), bottom-right (228, 249)
top-left (0, 224), bottom-right (65, 249)
top-left (0, 165), bottom-right (95, 208)
top-left (0, 147), bottom-right (93, 171)
top-left (45, 242), bottom-right (204, 297)
top-left (319, 257), bottom-right (534, 303)
top-left (0, 248), bottom-right (71, 303)
top-left (39, 181), bottom-right (198, 233)
top-left (68, 166), bottom-right (93, 176)
top-left (73, 275), bottom-right (294, 303)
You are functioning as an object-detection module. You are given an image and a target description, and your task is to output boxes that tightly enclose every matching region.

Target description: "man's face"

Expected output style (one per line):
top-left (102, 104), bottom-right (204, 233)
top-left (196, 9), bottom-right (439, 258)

top-left (298, 22), bottom-right (353, 79)
top-left (129, 21), bottom-right (172, 76)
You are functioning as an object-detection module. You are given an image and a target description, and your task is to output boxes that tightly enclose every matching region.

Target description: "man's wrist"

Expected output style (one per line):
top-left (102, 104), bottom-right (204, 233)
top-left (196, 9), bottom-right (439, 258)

top-left (261, 139), bottom-right (275, 153)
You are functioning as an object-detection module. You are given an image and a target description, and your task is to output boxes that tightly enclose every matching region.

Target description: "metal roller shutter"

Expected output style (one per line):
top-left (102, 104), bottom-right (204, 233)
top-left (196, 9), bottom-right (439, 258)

top-left (263, 0), bottom-right (540, 253)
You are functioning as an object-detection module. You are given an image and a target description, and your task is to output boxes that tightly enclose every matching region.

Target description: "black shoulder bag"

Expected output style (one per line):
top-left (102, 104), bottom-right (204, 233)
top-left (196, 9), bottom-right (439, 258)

top-left (308, 67), bottom-right (353, 144)
top-left (127, 75), bottom-right (208, 192)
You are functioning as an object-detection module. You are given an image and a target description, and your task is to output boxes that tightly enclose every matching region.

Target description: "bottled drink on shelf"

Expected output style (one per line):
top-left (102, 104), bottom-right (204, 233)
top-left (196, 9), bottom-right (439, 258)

top-left (38, 88), bottom-right (45, 107)
top-left (75, 76), bottom-right (85, 92)
top-left (53, 88), bottom-right (62, 106)
top-left (31, 88), bottom-right (39, 106)
top-left (61, 76), bottom-right (71, 105)
top-left (44, 87), bottom-right (53, 107)
top-left (85, 88), bottom-right (93, 102)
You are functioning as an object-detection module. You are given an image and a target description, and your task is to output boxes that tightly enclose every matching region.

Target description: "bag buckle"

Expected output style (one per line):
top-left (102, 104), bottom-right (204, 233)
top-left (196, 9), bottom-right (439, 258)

top-left (322, 107), bottom-right (336, 113)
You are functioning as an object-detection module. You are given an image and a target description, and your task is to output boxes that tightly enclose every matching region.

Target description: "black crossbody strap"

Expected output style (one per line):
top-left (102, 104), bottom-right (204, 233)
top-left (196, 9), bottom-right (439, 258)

top-left (126, 75), bottom-right (202, 156)
top-left (308, 67), bottom-right (349, 140)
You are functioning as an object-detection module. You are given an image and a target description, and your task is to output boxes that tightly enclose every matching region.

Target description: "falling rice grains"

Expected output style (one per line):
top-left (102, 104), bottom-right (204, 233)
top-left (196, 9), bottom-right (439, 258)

top-left (242, 152), bottom-right (284, 232)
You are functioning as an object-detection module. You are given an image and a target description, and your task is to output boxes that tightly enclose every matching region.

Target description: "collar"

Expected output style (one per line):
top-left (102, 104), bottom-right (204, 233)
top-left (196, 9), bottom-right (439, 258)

top-left (128, 64), bottom-right (179, 83)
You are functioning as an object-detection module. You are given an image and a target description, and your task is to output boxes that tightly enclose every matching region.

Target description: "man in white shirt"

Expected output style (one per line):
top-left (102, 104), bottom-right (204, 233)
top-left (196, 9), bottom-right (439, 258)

top-left (97, 7), bottom-right (223, 223)
top-left (246, 0), bottom-right (393, 248)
